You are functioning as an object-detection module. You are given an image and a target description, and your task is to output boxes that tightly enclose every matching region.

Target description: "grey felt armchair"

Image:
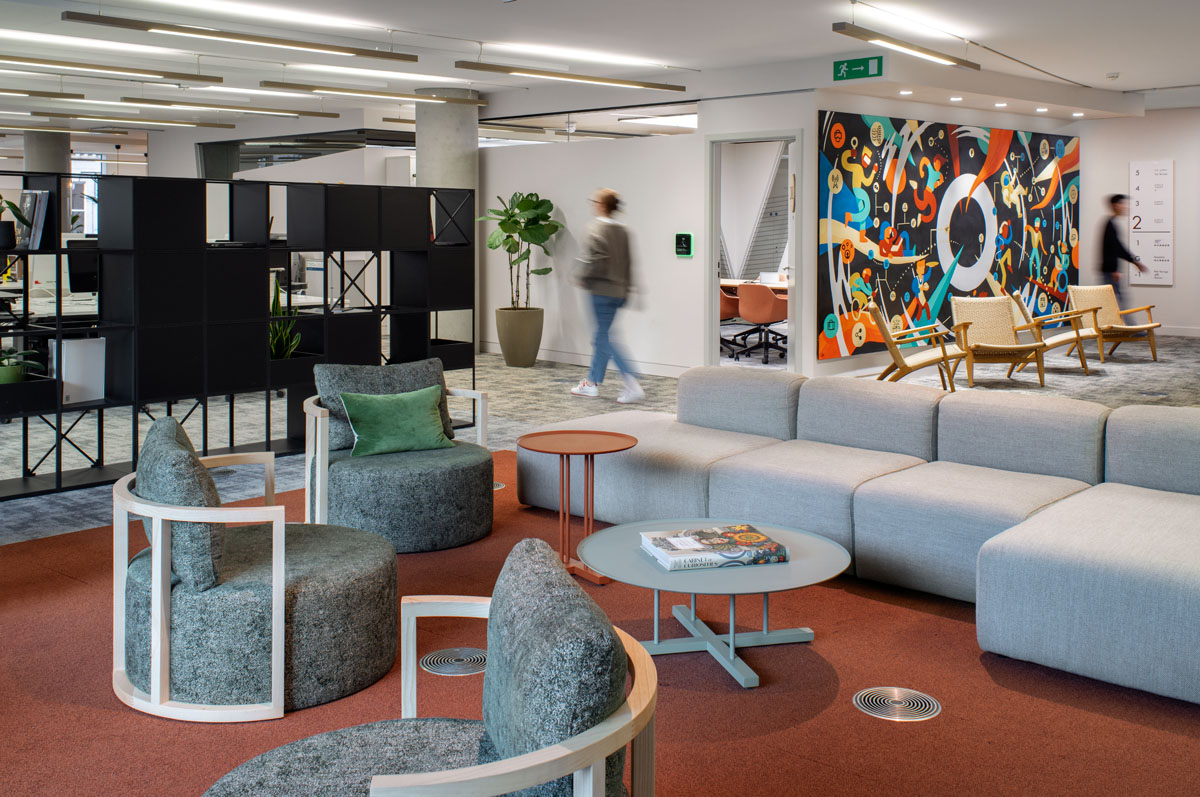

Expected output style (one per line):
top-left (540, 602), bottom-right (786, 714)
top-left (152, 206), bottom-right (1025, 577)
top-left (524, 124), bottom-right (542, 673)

top-left (305, 359), bottom-right (493, 553)
top-left (205, 538), bottom-right (657, 796)
top-left (112, 418), bottom-right (397, 723)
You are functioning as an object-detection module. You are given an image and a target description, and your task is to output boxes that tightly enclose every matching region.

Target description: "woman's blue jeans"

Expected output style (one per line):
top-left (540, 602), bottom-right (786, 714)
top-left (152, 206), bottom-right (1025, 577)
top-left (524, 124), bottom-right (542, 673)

top-left (588, 294), bottom-right (635, 384)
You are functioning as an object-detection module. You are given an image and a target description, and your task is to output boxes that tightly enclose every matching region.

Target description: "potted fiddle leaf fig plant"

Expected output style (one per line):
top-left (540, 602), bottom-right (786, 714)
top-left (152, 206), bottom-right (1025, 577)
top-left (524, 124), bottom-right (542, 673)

top-left (0, 193), bottom-right (31, 250)
top-left (479, 192), bottom-right (562, 367)
top-left (0, 347), bottom-right (44, 384)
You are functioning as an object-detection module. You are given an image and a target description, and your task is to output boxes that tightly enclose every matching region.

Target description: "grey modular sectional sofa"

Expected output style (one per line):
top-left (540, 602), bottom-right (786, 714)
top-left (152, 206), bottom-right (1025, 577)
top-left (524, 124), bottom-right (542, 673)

top-left (516, 366), bottom-right (1200, 705)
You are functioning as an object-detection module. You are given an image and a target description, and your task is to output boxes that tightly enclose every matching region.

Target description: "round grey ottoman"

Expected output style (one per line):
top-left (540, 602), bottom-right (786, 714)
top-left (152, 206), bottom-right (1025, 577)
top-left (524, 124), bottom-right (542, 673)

top-left (125, 523), bottom-right (397, 711)
top-left (206, 718), bottom-right (497, 796)
top-left (324, 441), bottom-right (494, 553)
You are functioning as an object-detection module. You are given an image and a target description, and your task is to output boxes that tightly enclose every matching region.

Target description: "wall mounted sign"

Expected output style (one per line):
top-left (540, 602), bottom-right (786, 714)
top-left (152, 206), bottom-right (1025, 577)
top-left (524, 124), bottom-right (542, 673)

top-left (1128, 160), bottom-right (1173, 286)
top-left (675, 232), bottom-right (693, 257)
top-left (817, 110), bottom-right (1080, 360)
top-left (833, 56), bottom-right (883, 82)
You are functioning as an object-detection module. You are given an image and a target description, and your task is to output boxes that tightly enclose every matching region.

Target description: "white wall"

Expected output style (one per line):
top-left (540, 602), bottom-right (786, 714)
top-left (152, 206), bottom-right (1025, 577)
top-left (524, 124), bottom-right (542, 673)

top-left (1076, 108), bottom-right (1199, 336)
top-left (479, 135), bottom-right (706, 377)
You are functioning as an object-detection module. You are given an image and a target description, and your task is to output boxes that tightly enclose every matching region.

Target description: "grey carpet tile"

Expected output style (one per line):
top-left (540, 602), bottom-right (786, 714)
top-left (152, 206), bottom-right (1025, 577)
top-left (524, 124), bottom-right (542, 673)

top-left (6, 340), bottom-right (1200, 544)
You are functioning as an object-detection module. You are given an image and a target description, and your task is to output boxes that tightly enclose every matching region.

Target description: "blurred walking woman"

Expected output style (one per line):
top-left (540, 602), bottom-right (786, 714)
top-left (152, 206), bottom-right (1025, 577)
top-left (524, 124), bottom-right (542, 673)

top-left (571, 188), bottom-right (644, 403)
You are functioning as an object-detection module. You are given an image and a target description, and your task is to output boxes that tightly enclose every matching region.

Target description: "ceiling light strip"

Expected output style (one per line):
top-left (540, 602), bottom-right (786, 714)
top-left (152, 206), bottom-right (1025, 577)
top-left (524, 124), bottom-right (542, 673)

top-left (0, 87), bottom-right (86, 99)
top-left (831, 23), bottom-right (980, 70)
top-left (35, 112), bottom-right (234, 129)
top-left (0, 53), bottom-right (223, 82)
top-left (119, 97), bottom-right (339, 118)
top-left (0, 124), bottom-right (127, 135)
top-left (61, 12), bottom-right (418, 62)
top-left (259, 81), bottom-right (487, 106)
top-left (453, 61), bottom-right (687, 91)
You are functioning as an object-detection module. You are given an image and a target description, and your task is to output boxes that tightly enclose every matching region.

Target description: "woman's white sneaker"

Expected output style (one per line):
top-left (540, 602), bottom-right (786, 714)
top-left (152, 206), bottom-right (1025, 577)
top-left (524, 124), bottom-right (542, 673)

top-left (571, 380), bottom-right (599, 397)
top-left (617, 383), bottom-right (645, 404)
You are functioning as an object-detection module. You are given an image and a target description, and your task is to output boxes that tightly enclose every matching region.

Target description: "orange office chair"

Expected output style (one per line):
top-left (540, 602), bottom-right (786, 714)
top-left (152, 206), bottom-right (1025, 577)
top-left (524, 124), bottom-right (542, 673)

top-left (735, 283), bottom-right (787, 364)
top-left (719, 287), bottom-right (742, 357)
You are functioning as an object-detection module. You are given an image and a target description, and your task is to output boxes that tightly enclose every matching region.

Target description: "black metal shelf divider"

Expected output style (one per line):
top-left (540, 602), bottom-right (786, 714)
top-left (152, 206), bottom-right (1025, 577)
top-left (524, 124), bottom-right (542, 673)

top-left (0, 171), bottom-right (475, 500)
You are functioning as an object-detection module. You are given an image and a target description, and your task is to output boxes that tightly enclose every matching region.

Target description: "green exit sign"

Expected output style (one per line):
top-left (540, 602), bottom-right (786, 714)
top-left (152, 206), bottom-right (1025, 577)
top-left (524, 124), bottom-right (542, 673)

top-left (833, 56), bottom-right (883, 81)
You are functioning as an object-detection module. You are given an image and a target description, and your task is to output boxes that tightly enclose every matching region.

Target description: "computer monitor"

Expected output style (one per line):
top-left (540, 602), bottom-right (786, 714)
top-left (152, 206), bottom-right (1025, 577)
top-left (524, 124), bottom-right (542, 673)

top-left (66, 238), bottom-right (99, 294)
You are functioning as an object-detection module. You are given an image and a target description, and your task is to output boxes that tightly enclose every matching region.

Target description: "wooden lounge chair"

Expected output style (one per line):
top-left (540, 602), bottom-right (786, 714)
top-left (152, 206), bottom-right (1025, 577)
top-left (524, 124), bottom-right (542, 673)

top-left (951, 296), bottom-right (1048, 387)
top-left (868, 301), bottom-right (964, 391)
top-left (1008, 292), bottom-right (1095, 375)
top-left (1067, 284), bottom-right (1160, 361)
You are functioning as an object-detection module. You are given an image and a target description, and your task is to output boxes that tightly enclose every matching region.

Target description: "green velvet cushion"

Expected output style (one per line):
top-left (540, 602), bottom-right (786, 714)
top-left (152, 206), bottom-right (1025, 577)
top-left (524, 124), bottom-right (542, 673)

top-left (341, 386), bottom-right (455, 457)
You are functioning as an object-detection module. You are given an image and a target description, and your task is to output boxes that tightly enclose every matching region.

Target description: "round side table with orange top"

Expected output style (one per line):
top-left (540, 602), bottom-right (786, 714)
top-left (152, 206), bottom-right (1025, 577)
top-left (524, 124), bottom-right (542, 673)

top-left (516, 430), bottom-right (637, 585)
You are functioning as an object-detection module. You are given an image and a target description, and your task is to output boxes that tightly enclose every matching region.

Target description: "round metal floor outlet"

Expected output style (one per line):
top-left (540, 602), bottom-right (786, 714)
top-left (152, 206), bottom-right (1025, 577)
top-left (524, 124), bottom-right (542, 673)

top-left (852, 687), bottom-right (941, 722)
top-left (419, 647), bottom-right (487, 676)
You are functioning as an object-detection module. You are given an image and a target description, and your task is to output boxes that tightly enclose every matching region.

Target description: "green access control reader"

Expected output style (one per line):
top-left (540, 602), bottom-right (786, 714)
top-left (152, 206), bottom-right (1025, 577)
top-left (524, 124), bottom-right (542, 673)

top-left (675, 232), bottom-right (693, 257)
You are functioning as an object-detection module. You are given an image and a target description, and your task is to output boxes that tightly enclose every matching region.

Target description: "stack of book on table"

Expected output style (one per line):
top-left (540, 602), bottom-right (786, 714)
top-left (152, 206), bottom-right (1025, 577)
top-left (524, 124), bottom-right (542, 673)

top-left (640, 524), bottom-right (788, 571)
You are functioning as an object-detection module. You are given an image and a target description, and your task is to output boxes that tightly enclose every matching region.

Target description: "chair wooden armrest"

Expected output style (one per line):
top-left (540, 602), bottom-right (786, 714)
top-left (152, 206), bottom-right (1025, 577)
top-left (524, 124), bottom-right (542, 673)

top-left (1118, 304), bottom-right (1155, 316)
top-left (303, 395), bottom-right (330, 524)
top-left (379, 618), bottom-right (657, 797)
top-left (895, 328), bottom-right (955, 345)
top-left (968, 341), bottom-right (1047, 353)
top-left (112, 474), bottom-right (287, 723)
top-left (892, 322), bottom-right (943, 340)
top-left (1028, 308), bottom-right (1088, 326)
top-left (400, 595), bottom-right (492, 720)
top-left (447, 388), bottom-right (489, 448)
top-left (199, 451), bottom-right (276, 506)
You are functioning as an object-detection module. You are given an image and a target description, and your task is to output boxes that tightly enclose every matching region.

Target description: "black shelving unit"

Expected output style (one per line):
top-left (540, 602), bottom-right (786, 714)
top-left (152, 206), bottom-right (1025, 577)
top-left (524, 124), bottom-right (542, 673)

top-left (0, 171), bottom-right (475, 500)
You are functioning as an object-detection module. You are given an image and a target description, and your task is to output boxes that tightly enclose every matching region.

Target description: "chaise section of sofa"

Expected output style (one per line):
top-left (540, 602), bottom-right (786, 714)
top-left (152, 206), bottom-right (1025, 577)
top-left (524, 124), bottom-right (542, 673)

top-left (708, 378), bottom-right (943, 553)
top-left (977, 405), bottom-right (1200, 704)
top-left (853, 391), bottom-right (1109, 602)
top-left (516, 368), bottom-right (806, 524)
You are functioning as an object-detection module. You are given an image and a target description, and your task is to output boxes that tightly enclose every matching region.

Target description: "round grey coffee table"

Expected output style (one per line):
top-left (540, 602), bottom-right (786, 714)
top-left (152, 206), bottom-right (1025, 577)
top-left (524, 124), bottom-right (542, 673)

top-left (577, 518), bottom-right (850, 688)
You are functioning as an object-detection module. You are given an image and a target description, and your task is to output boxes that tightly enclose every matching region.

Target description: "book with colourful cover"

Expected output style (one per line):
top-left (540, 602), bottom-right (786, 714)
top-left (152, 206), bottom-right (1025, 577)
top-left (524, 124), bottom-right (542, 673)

top-left (639, 524), bottom-right (788, 571)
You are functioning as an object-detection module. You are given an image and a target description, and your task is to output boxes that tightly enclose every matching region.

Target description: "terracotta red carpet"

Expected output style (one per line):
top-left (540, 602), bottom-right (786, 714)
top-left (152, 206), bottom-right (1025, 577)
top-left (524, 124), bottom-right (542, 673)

top-left (2, 451), bottom-right (1199, 795)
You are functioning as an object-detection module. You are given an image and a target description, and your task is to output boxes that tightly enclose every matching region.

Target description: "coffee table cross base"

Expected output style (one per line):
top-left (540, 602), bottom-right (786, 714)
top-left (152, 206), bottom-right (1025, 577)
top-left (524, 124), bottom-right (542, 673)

top-left (640, 591), bottom-right (813, 688)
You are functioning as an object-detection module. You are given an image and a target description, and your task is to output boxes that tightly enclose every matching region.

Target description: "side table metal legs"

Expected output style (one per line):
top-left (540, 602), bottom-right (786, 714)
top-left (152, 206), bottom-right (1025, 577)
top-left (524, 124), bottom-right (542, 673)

top-left (640, 591), bottom-right (813, 688)
top-left (556, 453), bottom-right (611, 585)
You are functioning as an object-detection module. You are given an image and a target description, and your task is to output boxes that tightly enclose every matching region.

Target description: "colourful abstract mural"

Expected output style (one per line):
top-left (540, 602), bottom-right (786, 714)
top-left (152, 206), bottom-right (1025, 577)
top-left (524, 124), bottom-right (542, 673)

top-left (817, 110), bottom-right (1081, 360)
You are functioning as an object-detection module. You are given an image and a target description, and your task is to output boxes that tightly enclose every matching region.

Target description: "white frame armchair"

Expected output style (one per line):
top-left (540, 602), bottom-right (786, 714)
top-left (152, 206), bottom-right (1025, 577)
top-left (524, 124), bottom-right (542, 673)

top-left (375, 594), bottom-right (658, 797)
top-left (112, 451), bottom-right (286, 723)
top-left (305, 388), bottom-right (488, 525)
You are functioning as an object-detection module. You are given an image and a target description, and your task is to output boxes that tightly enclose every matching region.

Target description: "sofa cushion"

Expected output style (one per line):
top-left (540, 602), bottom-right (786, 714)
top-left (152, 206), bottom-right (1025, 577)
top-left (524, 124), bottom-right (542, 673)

top-left (483, 538), bottom-right (626, 797)
top-left (853, 461), bottom-right (1089, 602)
top-left (937, 391), bottom-right (1109, 484)
top-left (314, 360), bottom-right (453, 452)
top-left (341, 386), bottom-right (454, 457)
top-left (134, 418), bottom-right (223, 592)
top-left (516, 410), bottom-right (780, 524)
top-left (977, 482), bottom-right (1200, 705)
top-left (794, 377), bottom-right (944, 460)
top-left (708, 439), bottom-right (924, 553)
top-left (676, 366), bottom-right (806, 439)
top-left (1105, 405), bottom-right (1200, 495)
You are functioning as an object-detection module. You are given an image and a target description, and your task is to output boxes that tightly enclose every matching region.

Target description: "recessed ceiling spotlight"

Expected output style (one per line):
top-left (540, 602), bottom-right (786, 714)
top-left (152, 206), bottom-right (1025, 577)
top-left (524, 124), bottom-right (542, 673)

top-left (1036, 107), bottom-right (1048, 113)
top-left (1073, 112), bottom-right (1084, 117)
top-left (949, 96), bottom-right (963, 102)
top-left (994, 102), bottom-right (1007, 107)
top-left (899, 90), bottom-right (913, 95)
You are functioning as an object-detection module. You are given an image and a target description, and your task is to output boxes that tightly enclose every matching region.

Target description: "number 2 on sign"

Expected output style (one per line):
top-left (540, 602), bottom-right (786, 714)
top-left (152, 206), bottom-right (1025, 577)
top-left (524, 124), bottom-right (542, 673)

top-left (1132, 215), bottom-right (1142, 230)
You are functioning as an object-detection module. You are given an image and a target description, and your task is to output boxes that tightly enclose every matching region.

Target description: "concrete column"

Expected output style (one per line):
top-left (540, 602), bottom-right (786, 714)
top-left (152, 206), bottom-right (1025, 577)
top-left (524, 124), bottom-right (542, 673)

top-left (415, 87), bottom-right (479, 349)
top-left (23, 131), bottom-right (70, 173)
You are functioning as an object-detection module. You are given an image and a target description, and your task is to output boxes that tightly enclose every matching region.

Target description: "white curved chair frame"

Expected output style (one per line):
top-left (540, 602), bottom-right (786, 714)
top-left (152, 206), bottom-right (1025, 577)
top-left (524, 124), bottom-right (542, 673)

top-left (112, 451), bottom-right (286, 723)
top-left (374, 595), bottom-right (657, 797)
top-left (304, 389), bottom-right (488, 524)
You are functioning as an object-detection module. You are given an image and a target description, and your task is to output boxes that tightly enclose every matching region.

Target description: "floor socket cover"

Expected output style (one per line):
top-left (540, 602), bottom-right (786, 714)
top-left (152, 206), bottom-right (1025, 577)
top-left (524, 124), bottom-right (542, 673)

top-left (420, 647), bottom-right (487, 676)
top-left (852, 687), bottom-right (941, 721)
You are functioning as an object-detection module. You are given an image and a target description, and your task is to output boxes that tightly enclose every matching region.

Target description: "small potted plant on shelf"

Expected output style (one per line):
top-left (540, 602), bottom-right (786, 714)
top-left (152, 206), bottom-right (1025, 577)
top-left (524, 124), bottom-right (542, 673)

top-left (0, 193), bottom-right (31, 250)
top-left (479, 192), bottom-right (562, 367)
top-left (0, 347), bottom-right (44, 384)
top-left (268, 277), bottom-right (320, 386)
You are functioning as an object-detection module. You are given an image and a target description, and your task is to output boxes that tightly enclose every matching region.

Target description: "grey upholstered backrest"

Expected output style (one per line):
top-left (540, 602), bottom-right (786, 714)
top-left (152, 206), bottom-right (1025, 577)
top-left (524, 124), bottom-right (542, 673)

top-left (676, 366), bottom-right (806, 439)
top-left (313, 359), bottom-right (454, 452)
top-left (938, 392), bottom-right (1110, 484)
top-left (483, 538), bottom-right (628, 797)
top-left (1105, 405), bottom-right (1200, 495)
top-left (794, 377), bottom-right (944, 460)
top-left (134, 418), bottom-right (224, 592)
